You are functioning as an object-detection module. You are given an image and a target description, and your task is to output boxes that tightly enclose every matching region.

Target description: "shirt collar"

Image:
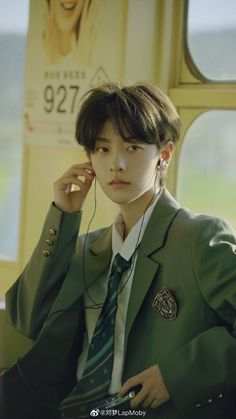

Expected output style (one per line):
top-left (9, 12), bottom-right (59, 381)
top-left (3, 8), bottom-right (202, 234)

top-left (112, 189), bottom-right (163, 261)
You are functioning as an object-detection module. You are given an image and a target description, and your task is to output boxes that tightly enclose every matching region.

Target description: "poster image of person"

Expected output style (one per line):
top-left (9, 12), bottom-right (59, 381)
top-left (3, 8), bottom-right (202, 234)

top-left (24, 0), bottom-right (124, 146)
top-left (42, 0), bottom-right (104, 65)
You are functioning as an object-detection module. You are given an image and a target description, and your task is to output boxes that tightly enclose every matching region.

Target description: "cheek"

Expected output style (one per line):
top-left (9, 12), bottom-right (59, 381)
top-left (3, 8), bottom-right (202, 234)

top-left (138, 159), bottom-right (158, 179)
top-left (90, 157), bottom-right (103, 179)
top-left (90, 158), bottom-right (97, 174)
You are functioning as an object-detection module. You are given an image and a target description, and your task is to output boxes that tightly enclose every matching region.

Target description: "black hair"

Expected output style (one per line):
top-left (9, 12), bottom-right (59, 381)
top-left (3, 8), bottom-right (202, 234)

top-left (75, 82), bottom-right (181, 152)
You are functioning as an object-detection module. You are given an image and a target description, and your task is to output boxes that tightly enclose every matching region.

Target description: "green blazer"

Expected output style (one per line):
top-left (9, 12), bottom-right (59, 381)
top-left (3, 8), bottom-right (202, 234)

top-left (4, 189), bottom-right (236, 419)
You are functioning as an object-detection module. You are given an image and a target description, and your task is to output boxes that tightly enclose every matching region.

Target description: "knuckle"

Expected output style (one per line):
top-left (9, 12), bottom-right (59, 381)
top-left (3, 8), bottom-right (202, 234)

top-left (126, 378), bottom-right (134, 386)
top-left (72, 164), bottom-right (80, 170)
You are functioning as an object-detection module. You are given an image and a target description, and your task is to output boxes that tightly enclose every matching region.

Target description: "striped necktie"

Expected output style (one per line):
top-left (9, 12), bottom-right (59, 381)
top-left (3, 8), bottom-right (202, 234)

top-left (59, 253), bottom-right (131, 418)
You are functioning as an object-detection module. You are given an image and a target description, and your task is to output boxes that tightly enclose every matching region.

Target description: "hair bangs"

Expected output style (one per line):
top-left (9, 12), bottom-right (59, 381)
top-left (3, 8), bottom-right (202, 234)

top-left (75, 82), bottom-right (180, 153)
top-left (107, 90), bottom-right (158, 145)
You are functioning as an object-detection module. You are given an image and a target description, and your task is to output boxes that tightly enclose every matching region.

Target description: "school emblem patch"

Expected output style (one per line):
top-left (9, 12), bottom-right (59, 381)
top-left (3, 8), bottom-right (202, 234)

top-left (152, 287), bottom-right (177, 320)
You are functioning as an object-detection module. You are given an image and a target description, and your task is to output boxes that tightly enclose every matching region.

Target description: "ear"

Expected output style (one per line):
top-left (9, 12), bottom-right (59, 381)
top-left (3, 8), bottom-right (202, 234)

top-left (161, 141), bottom-right (174, 164)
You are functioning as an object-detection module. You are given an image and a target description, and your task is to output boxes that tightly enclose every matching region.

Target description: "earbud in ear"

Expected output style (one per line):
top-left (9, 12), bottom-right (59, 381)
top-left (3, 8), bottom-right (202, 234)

top-left (157, 158), bottom-right (168, 171)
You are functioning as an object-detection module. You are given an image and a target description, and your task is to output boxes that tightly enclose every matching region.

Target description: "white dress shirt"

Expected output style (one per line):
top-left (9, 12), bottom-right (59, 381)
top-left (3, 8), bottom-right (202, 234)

top-left (77, 190), bottom-right (163, 393)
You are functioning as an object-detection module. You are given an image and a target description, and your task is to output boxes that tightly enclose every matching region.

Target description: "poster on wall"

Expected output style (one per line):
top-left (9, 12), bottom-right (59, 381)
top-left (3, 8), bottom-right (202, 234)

top-left (23, 0), bottom-right (125, 146)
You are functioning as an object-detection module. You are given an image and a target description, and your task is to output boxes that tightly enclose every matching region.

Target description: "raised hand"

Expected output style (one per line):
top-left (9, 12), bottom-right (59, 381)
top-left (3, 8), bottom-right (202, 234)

top-left (54, 162), bottom-right (95, 213)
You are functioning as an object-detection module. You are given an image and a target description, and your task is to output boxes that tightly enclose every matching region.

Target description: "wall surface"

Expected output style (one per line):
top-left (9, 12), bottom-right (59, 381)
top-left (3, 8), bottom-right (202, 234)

top-left (0, 0), bottom-right (183, 367)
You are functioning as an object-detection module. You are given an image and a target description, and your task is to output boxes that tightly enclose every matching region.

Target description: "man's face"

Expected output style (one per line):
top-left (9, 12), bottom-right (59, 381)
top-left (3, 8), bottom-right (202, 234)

top-left (90, 120), bottom-right (160, 206)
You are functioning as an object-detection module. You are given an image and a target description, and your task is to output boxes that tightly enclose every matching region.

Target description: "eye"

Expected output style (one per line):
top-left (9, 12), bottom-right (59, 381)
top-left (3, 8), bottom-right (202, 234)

top-left (95, 146), bottom-right (109, 153)
top-left (127, 145), bottom-right (143, 151)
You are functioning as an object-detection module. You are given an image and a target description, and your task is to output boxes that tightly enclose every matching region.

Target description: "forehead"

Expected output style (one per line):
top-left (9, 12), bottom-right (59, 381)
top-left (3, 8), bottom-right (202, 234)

top-left (97, 120), bottom-right (121, 138)
top-left (96, 119), bottom-right (142, 143)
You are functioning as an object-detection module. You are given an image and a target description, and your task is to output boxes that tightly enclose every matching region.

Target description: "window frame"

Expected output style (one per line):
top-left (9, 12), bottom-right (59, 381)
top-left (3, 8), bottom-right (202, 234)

top-left (182, 0), bottom-right (236, 84)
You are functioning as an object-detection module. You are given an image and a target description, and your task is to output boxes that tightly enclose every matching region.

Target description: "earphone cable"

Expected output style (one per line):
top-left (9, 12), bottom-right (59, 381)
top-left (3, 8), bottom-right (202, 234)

top-left (46, 172), bottom-right (161, 317)
top-left (82, 177), bottom-right (104, 309)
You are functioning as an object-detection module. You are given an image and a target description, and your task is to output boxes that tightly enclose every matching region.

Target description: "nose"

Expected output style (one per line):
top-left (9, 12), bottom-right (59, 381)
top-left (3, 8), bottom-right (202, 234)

top-left (109, 150), bottom-right (126, 172)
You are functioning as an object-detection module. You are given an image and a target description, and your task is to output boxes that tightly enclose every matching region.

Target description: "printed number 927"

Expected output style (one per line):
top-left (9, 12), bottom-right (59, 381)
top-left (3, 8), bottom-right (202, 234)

top-left (44, 85), bottom-right (80, 114)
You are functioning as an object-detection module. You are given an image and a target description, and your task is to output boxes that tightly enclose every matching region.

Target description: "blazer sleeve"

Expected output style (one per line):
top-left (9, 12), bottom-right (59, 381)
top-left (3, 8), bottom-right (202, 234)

top-left (159, 216), bottom-right (236, 414)
top-left (5, 203), bottom-right (82, 340)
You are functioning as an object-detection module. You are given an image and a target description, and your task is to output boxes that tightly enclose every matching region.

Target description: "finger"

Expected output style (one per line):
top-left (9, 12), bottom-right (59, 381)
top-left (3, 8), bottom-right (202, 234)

top-left (83, 177), bottom-right (94, 190)
top-left (67, 162), bottom-right (95, 174)
top-left (55, 175), bottom-right (87, 191)
top-left (130, 388), bottom-right (148, 409)
top-left (150, 399), bottom-right (161, 409)
top-left (82, 169), bottom-right (95, 179)
top-left (71, 170), bottom-right (95, 189)
top-left (61, 172), bottom-right (94, 186)
top-left (74, 170), bottom-right (95, 183)
top-left (60, 164), bottom-right (95, 180)
top-left (77, 175), bottom-right (94, 192)
top-left (55, 169), bottom-right (94, 196)
top-left (142, 393), bottom-right (156, 408)
top-left (118, 375), bottom-right (142, 397)
top-left (71, 178), bottom-right (88, 191)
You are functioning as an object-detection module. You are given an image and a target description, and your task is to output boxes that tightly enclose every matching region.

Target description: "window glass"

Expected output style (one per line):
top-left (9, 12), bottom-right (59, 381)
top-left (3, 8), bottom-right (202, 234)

top-left (177, 111), bottom-right (236, 229)
top-left (0, 0), bottom-right (29, 260)
top-left (187, 0), bottom-right (236, 81)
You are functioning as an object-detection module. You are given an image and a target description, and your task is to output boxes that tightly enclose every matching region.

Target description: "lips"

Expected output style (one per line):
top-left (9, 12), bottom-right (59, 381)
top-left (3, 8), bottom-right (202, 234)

top-left (60, 2), bottom-right (77, 11)
top-left (108, 179), bottom-right (130, 186)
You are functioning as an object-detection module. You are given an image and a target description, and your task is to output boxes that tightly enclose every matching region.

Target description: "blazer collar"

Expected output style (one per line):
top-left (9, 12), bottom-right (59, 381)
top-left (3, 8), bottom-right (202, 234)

top-left (89, 226), bottom-right (112, 258)
top-left (124, 189), bottom-right (181, 349)
top-left (140, 188), bottom-right (181, 256)
top-left (90, 188), bottom-right (180, 258)
top-left (50, 189), bottom-right (180, 318)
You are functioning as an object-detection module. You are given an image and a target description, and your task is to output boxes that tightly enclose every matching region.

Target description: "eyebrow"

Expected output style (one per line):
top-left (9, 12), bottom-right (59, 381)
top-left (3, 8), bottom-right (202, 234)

top-left (96, 136), bottom-right (143, 144)
top-left (96, 137), bottom-right (110, 143)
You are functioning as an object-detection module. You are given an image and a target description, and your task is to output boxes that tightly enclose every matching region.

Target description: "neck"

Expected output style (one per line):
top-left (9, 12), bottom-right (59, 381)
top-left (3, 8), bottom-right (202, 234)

top-left (59, 32), bottom-right (75, 56)
top-left (120, 187), bottom-right (160, 239)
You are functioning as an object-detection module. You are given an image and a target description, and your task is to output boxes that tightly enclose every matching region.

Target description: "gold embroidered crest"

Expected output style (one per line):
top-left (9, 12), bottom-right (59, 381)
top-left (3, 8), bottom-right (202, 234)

top-left (152, 287), bottom-right (177, 320)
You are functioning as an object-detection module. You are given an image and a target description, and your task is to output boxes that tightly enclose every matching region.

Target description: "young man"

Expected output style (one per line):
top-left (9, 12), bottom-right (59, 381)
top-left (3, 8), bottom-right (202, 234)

top-left (1, 83), bottom-right (236, 419)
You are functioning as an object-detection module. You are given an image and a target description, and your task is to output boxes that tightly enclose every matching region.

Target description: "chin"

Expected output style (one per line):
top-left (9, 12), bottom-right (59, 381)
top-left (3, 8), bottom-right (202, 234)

top-left (101, 185), bottom-right (148, 206)
top-left (106, 193), bottom-right (141, 206)
top-left (103, 193), bottom-right (129, 205)
top-left (110, 198), bottom-right (131, 205)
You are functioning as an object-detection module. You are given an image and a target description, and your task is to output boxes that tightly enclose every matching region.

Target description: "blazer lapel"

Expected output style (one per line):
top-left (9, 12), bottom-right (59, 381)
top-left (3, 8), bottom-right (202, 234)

top-left (50, 189), bottom-right (181, 347)
top-left (124, 189), bottom-right (180, 350)
top-left (49, 227), bottom-right (112, 315)
top-left (124, 252), bottom-right (160, 351)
